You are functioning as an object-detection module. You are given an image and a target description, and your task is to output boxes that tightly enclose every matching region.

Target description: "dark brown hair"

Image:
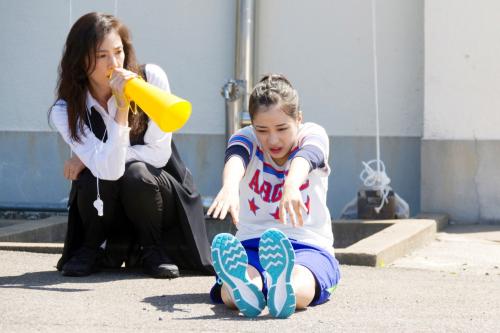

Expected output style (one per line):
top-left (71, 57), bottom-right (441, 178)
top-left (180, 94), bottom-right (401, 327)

top-left (51, 12), bottom-right (147, 143)
top-left (248, 74), bottom-right (300, 121)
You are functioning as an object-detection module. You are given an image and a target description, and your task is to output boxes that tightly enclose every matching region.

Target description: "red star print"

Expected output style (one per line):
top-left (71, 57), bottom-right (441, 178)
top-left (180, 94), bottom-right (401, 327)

top-left (248, 198), bottom-right (259, 215)
top-left (305, 196), bottom-right (311, 214)
top-left (270, 207), bottom-right (280, 220)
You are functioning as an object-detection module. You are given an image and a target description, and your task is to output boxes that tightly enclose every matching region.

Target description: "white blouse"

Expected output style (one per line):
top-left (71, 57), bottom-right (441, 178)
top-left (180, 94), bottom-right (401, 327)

top-left (50, 64), bottom-right (173, 180)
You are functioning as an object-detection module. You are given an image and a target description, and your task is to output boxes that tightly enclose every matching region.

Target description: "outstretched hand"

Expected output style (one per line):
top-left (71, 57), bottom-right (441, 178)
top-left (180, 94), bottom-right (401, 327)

top-left (279, 185), bottom-right (307, 227)
top-left (207, 186), bottom-right (240, 225)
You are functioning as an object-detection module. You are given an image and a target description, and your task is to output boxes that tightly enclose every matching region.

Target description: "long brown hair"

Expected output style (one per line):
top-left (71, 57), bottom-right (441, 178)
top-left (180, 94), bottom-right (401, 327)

top-left (51, 12), bottom-right (148, 143)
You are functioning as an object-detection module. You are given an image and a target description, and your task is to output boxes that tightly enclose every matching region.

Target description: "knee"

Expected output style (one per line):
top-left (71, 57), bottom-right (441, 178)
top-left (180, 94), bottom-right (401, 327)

top-left (292, 265), bottom-right (316, 309)
top-left (248, 265), bottom-right (263, 290)
top-left (122, 162), bottom-right (158, 192)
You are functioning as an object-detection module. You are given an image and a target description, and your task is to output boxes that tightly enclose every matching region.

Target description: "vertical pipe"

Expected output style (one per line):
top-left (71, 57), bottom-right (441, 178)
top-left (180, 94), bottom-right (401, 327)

top-left (235, 0), bottom-right (255, 113)
top-left (225, 0), bottom-right (255, 143)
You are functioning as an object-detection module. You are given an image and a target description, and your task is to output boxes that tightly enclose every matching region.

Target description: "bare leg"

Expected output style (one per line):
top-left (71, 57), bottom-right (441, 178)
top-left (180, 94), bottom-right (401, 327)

top-left (291, 264), bottom-right (316, 309)
top-left (221, 265), bottom-right (263, 309)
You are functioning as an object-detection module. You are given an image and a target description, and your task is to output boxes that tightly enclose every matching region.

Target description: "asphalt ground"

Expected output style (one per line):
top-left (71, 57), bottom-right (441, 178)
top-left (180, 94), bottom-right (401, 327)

top-left (0, 224), bottom-right (499, 332)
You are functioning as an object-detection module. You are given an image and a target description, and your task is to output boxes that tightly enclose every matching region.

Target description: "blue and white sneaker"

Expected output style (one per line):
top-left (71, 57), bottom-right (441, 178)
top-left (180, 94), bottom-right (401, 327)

top-left (259, 228), bottom-right (296, 318)
top-left (211, 233), bottom-right (265, 317)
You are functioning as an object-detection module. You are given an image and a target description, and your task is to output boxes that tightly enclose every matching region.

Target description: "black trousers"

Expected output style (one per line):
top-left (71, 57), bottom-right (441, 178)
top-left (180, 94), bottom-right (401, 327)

top-left (76, 161), bottom-right (176, 251)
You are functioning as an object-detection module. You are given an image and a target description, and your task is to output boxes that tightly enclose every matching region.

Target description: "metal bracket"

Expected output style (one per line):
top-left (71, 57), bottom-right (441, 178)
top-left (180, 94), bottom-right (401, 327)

top-left (221, 79), bottom-right (245, 102)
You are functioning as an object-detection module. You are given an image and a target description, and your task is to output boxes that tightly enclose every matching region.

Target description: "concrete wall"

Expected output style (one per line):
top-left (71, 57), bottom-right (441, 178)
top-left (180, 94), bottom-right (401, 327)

top-left (0, 0), bottom-right (423, 218)
top-left (423, 0), bottom-right (500, 223)
top-left (256, 0), bottom-right (423, 216)
top-left (0, 0), bottom-right (235, 208)
top-left (0, 0), bottom-right (234, 133)
top-left (256, 0), bottom-right (423, 137)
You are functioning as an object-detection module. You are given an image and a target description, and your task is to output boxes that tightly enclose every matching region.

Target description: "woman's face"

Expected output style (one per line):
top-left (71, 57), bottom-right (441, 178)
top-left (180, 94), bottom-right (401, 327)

top-left (252, 104), bottom-right (302, 166)
top-left (87, 29), bottom-right (125, 92)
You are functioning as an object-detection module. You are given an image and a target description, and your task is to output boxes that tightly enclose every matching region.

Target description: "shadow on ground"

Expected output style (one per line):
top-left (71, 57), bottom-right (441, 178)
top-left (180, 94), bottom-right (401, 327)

top-left (143, 293), bottom-right (211, 314)
top-left (0, 269), bottom-right (146, 293)
top-left (142, 293), bottom-right (309, 321)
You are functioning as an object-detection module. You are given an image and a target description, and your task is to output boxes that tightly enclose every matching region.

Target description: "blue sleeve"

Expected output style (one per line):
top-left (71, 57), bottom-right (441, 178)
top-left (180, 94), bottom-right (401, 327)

top-left (225, 145), bottom-right (250, 168)
top-left (293, 145), bottom-right (325, 171)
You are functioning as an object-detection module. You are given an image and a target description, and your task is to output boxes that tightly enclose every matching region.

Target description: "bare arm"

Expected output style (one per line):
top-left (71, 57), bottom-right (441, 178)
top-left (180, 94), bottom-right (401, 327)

top-left (279, 156), bottom-right (310, 227)
top-left (207, 156), bottom-right (246, 225)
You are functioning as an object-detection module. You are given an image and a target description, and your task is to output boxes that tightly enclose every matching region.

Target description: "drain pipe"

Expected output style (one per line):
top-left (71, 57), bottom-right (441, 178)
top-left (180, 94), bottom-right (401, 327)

top-left (221, 0), bottom-right (255, 143)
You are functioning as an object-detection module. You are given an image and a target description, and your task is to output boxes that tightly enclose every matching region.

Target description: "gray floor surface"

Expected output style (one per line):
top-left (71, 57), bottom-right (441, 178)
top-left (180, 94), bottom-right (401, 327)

top-left (0, 224), bottom-right (499, 332)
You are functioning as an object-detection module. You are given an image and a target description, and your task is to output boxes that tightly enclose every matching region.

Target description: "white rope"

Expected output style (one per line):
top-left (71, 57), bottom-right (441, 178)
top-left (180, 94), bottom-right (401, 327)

top-left (114, 0), bottom-right (118, 16)
top-left (85, 109), bottom-right (107, 217)
top-left (360, 160), bottom-right (391, 213)
top-left (371, 0), bottom-right (381, 174)
top-left (359, 0), bottom-right (391, 213)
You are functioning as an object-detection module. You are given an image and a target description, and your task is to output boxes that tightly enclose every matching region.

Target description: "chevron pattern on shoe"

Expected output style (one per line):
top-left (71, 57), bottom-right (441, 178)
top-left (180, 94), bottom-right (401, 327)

top-left (259, 228), bottom-right (296, 318)
top-left (211, 233), bottom-right (265, 317)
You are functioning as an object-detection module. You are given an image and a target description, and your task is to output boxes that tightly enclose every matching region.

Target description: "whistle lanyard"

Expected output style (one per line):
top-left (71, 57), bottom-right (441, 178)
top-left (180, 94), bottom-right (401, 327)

top-left (85, 108), bottom-right (108, 217)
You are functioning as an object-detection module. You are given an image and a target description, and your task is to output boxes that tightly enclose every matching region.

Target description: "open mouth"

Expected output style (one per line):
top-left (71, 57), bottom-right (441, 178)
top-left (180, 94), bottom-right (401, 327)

top-left (269, 147), bottom-right (282, 155)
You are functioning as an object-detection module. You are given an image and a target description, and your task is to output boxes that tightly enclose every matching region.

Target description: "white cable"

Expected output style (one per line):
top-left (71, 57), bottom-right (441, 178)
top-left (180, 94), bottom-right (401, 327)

top-left (63, 0), bottom-right (73, 208)
top-left (359, 160), bottom-right (391, 213)
top-left (358, 0), bottom-right (390, 214)
top-left (371, 0), bottom-right (381, 174)
top-left (114, 0), bottom-right (118, 16)
top-left (86, 109), bottom-right (107, 217)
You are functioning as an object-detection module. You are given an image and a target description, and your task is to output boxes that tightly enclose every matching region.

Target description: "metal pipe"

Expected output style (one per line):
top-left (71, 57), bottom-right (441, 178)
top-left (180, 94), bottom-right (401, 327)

top-left (235, 0), bottom-right (255, 111)
top-left (222, 0), bottom-right (255, 143)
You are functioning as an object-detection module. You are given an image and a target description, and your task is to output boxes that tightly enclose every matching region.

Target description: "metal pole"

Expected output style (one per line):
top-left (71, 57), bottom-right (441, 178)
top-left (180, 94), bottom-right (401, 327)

top-left (222, 0), bottom-right (255, 144)
top-left (235, 0), bottom-right (254, 116)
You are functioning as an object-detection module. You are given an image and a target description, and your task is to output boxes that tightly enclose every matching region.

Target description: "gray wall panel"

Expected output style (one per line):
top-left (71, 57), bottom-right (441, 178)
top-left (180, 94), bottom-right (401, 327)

top-left (330, 136), bottom-right (421, 218)
top-left (0, 132), bottom-right (421, 219)
top-left (0, 131), bottom-right (70, 206)
top-left (256, 0), bottom-right (424, 137)
top-left (0, 0), bottom-right (68, 131)
top-left (421, 140), bottom-right (500, 224)
top-left (0, 0), bottom-right (235, 135)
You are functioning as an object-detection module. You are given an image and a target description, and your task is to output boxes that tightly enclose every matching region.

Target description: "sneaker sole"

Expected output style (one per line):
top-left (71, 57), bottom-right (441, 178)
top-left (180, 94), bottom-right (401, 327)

top-left (211, 233), bottom-right (265, 317)
top-left (259, 228), bottom-right (296, 318)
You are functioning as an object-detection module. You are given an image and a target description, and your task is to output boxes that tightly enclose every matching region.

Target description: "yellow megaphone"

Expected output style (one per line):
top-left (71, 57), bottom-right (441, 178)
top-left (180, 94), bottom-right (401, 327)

top-left (123, 77), bottom-right (192, 132)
